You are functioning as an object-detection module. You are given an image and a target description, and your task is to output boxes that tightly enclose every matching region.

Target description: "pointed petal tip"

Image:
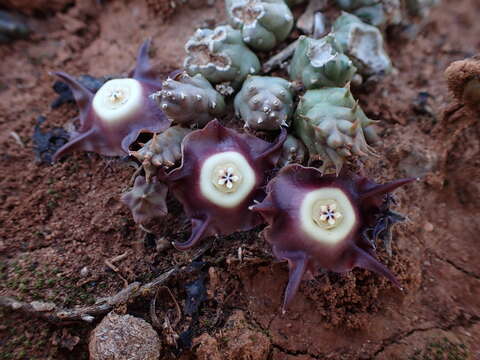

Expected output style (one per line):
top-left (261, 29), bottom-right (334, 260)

top-left (138, 38), bottom-right (152, 56)
top-left (173, 218), bottom-right (210, 251)
top-left (361, 177), bottom-right (416, 199)
top-left (249, 200), bottom-right (276, 215)
top-left (52, 151), bottom-right (62, 163)
top-left (355, 248), bottom-right (400, 288)
top-left (50, 71), bottom-right (74, 82)
top-left (132, 39), bottom-right (155, 80)
top-left (173, 239), bottom-right (195, 251)
top-left (281, 256), bottom-right (307, 313)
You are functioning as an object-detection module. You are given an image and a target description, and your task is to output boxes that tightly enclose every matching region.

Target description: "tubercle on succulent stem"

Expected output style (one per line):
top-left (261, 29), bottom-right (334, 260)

top-left (226, 0), bottom-right (294, 51)
top-left (235, 75), bottom-right (295, 131)
top-left (129, 125), bottom-right (193, 181)
top-left (51, 40), bottom-right (170, 161)
top-left (161, 120), bottom-right (286, 251)
top-left (183, 25), bottom-right (261, 89)
top-left (251, 164), bottom-right (415, 311)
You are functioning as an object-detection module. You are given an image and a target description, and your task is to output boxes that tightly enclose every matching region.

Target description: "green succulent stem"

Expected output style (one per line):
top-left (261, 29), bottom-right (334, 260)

top-left (289, 35), bottom-right (357, 89)
top-left (294, 86), bottom-right (379, 174)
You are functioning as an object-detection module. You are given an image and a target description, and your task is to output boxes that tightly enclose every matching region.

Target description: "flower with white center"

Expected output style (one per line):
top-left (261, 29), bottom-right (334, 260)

top-left (251, 164), bottom-right (411, 311)
top-left (51, 40), bottom-right (170, 161)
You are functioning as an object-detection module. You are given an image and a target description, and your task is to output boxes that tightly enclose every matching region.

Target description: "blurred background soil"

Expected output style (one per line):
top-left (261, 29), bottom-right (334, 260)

top-left (0, 0), bottom-right (479, 359)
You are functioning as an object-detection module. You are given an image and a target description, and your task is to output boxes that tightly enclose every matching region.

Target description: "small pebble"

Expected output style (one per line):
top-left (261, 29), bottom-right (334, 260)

top-left (80, 266), bottom-right (89, 277)
top-left (89, 312), bottom-right (161, 360)
top-left (424, 222), bottom-right (434, 232)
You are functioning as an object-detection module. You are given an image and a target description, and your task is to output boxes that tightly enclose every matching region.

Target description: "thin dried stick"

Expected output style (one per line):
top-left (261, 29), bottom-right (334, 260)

top-left (0, 240), bottom-right (214, 325)
top-left (105, 250), bottom-right (131, 287)
top-left (0, 267), bottom-right (177, 324)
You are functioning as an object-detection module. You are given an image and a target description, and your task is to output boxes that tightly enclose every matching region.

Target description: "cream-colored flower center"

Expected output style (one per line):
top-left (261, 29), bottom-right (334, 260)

top-left (299, 187), bottom-right (356, 246)
top-left (92, 78), bottom-right (143, 125)
top-left (200, 151), bottom-right (255, 208)
top-left (312, 200), bottom-right (343, 230)
top-left (212, 163), bottom-right (242, 193)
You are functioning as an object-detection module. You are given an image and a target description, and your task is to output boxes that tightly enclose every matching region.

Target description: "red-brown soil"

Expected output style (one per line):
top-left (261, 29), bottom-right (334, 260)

top-left (0, 1), bottom-right (479, 359)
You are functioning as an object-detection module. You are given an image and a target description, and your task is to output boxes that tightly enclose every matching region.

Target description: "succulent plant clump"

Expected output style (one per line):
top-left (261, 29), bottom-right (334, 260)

top-left (332, 12), bottom-right (392, 76)
top-left (41, 0), bottom-right (428, 319)
top-left (294, 86), bottom-right (379, 174)
top-left (289, 35), bottom-right (357, 89)
top-left (184, 25), bottom-right (261, 89)
top-left (252, 164), bottom-right (414, 310)
top-left (335, 0), bottom-right (402, 27)
top-left (52, 41), bottom-right (170, 161)
top-left (151, 71), bottom-right (225, 127)
top-left (225, 0), bottom-right (294, 51)
top-left (165, 120), bottom-right (286, 250)
top-left (234, 75), bottom-right (294, 130)
top-left (130, 125), bottom-right (192, 180)
top-left (121, 176), bottom-right (168, 225)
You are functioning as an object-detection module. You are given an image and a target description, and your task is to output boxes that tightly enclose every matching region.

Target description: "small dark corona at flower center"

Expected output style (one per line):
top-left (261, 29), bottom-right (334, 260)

top-left (312, 199), bottom-right (343, 230)
top-left (108, 89), bottom-right (128, 105)
top-left (212, 164), bottom-right (242, 193)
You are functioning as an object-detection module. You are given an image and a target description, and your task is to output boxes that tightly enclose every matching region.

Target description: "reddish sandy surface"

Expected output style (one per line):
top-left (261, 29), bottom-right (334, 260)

top-left (0, 0), bottom-right (479, 359)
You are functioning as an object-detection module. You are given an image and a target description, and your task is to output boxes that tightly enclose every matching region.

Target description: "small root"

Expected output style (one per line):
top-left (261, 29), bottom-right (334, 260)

top-left (105, 250), bottom-right (132, 288)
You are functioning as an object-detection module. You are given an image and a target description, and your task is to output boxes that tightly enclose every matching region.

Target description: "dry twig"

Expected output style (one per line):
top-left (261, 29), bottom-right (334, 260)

top-left (262, 40), bottom-right (298, 73)
top-left (0, 267), bottom-right (177, 324)
top-left (105, 250), bottom-right (131, 287)
top-left (0, 239), bottom-right (213, 325)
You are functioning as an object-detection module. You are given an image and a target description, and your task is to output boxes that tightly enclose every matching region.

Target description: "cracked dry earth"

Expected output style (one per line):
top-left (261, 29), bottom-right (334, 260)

top-left (0, 0), bottom-right (479, 359)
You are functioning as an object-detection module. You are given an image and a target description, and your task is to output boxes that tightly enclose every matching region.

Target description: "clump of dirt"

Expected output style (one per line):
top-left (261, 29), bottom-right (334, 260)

top-left (193, 310), bottom-right (271, 360)
top-left (1, 0), bottom-right (480, 359)
top-left (445, 56), bottom-right (480, 114)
